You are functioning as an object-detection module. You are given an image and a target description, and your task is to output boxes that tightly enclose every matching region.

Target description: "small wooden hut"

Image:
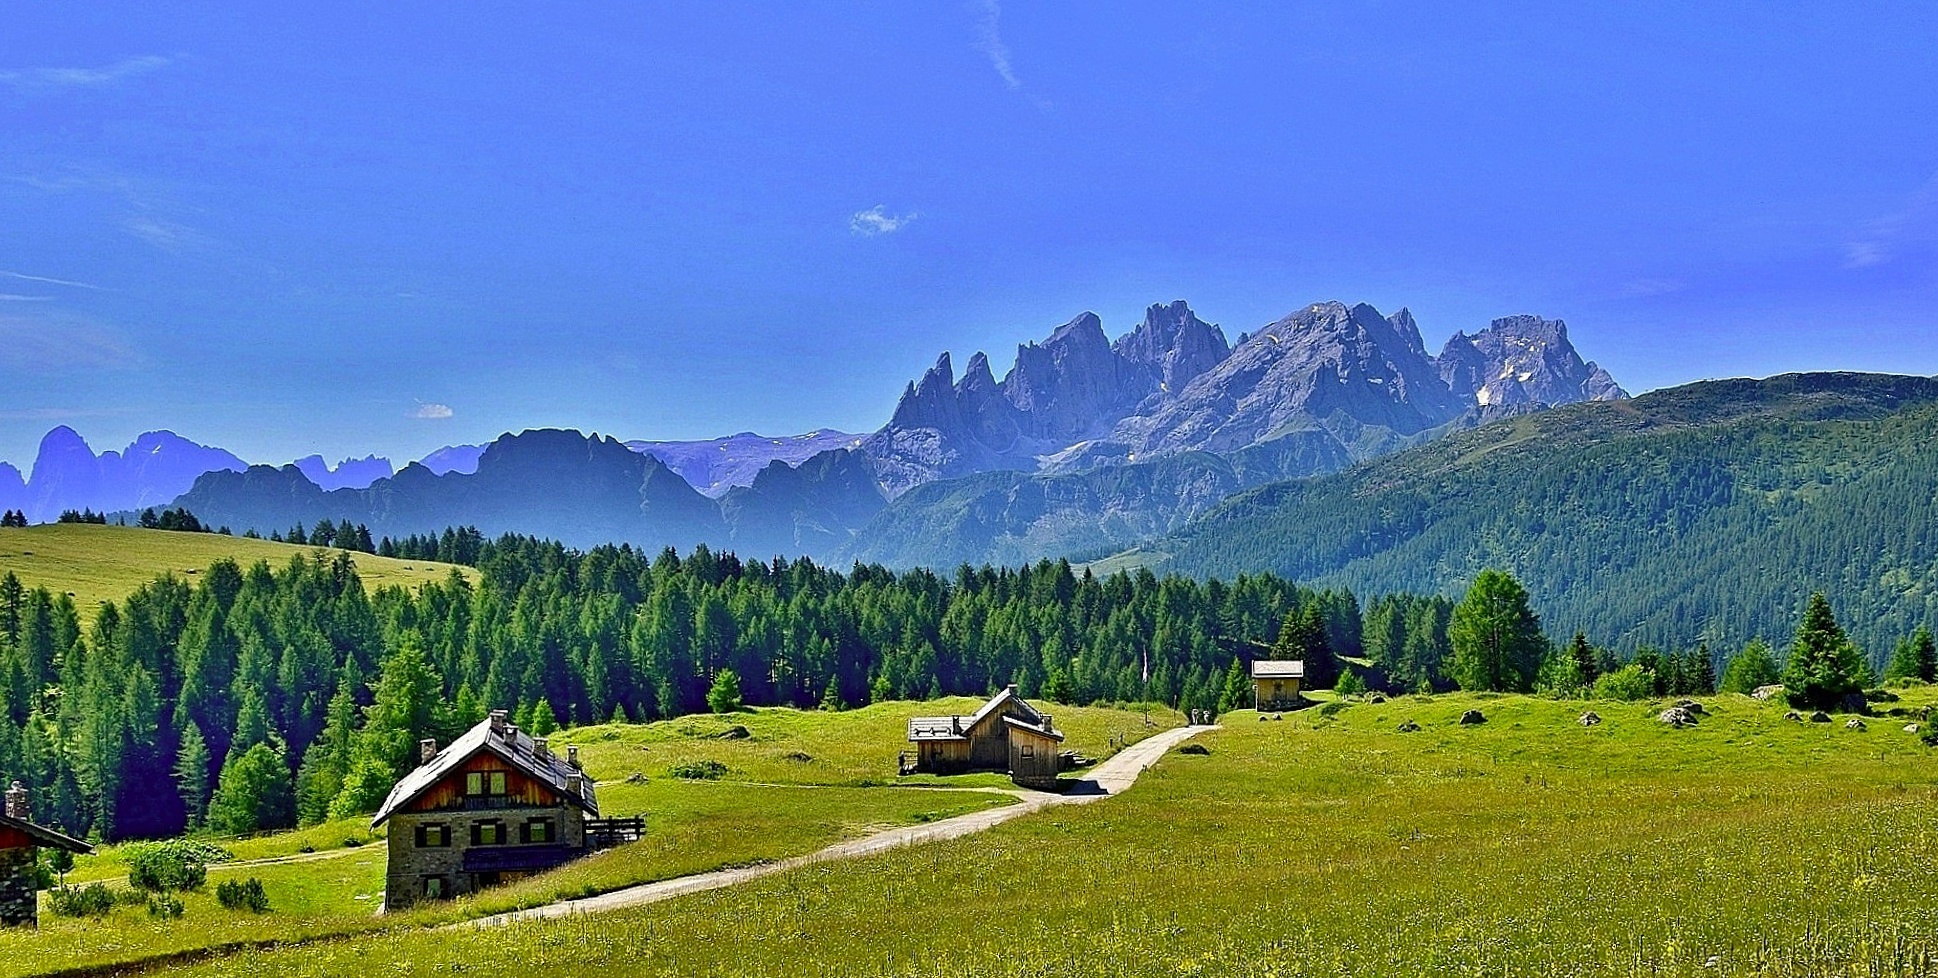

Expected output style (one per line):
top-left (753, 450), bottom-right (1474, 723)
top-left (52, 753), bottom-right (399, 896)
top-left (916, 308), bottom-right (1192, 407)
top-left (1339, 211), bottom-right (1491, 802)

top-left (907, 686), bottom-right (1065, 790)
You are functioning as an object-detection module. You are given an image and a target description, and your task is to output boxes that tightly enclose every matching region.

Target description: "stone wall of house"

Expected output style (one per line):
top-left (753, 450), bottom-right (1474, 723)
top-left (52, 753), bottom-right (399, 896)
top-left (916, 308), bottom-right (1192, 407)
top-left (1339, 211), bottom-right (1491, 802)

top-left (0, 846), bottom-right (38, 927)
top-left (384, 806), bottom-right (588, 911)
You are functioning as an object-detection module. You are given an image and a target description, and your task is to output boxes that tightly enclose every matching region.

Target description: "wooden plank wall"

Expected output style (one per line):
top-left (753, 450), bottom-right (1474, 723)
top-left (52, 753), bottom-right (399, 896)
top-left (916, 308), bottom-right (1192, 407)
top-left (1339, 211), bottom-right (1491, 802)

top-left (407, 753), bottom-right (561, 812)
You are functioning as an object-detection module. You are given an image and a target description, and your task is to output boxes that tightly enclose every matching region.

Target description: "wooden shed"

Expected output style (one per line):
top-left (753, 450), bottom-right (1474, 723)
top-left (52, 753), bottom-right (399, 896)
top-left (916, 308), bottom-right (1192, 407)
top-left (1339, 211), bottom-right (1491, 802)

top-left (1252, 659), bottom-right (1306, 712)
top-left (907, 686), bottom-right (1066, 790)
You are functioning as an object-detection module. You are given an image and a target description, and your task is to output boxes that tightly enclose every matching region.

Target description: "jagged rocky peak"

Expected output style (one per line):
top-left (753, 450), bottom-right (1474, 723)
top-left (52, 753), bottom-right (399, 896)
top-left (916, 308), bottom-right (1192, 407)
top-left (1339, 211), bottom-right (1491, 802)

top-left (1000, 312), bottom-right (1140, 443)
top-left (1438, 315), bottom-right (1629, 408)
top-left (1114, 300), bottom-right (1231, 393)
top-left (885, 352), bottom-right (964, 431)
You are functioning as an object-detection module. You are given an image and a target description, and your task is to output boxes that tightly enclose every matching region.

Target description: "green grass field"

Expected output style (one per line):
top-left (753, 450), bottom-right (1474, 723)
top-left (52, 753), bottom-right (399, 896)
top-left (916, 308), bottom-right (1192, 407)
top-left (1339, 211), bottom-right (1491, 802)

top-left (0, 523), bottom-right (472, 610)
top-left (8, 699), bottom-right (1181, 977)
top-left (161, 688), bottom-right (1938, 978)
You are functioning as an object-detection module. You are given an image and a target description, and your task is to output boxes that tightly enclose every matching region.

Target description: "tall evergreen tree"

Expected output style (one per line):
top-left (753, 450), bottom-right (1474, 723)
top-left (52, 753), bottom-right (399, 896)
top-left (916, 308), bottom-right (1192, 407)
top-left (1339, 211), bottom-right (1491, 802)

top-left (207, 742), bottom-right (295, 836)
top-left (1720, 638), bottom-right (1781, 694)
top-left (1448, 570), bottom-right (1545, 692)
top-left (173, 723), bottom-right (213, 828)
top-left (1884, 626), bottom-right (1938, 683)
top-left (1781, 593), bottom-right (1869, 711)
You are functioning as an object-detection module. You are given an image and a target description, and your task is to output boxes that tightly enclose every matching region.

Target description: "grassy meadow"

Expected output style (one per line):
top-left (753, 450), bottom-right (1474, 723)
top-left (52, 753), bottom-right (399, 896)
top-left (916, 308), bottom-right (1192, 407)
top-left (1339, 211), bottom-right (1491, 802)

top-left (8, 699), bottom-right (1180, 976)
top-left (161, 687), bottom-right (1938, 978)
top-left (0, 523), bottom-right (472, 610)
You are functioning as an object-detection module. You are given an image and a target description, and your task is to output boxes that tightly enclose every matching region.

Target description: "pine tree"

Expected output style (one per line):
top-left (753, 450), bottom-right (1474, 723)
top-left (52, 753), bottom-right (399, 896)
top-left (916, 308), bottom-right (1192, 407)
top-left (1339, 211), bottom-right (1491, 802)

top-left (1781, 593), bottom-right (1868, 711)
top-left (173, 723), bottom-right (213, 828)
top-left (1448, 570), bottom-right (1545, 692)
top-left (707, 669), bottom-right (743, 714)
top-left (1568, 632), bottom-right (1599, 686)
top-left (1884, 626), bottom-right (1938, 683)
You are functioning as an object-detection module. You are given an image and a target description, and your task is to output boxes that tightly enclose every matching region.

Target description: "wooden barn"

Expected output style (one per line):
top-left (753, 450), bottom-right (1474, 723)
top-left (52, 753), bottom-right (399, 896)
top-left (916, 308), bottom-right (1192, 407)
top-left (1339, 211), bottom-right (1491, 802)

top-left (1252, 659), bottom-right (1306, 711)
top-left (372, 710), bottom-right (638, 910)
top-left (907, 685), bottom-right (1064, 790)
top-left (2, 781), bottom-right (92, 928)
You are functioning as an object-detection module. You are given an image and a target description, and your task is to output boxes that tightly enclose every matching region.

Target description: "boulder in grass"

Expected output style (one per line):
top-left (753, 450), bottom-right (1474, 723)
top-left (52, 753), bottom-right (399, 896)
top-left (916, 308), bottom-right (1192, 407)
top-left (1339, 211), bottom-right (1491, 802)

top-left (1906, 724), bottom-right (1922, 735)
top-left (1845, 718), bottom-right (1867, 731)
top-left (715, 725), bottom-right (752, 740)
top-left (1674, 699), bottom-right (1708, 716)
top-left (1177, 743), bottom-right (1211, 756)
top-left (1369, 694), bottom-right (1387, 704)
top-left (1397, 719), bottom-right (1422, 733)
top-left (1836, 692), bottom-right (1871, 716)
top-left (1783, 711), bottom-right (1804, 722)
top-left (1752, 685), bottom-right (1784, 701)
top-left (1578, 711), bottom-right (1603, 727)
top-left (1457, 709), bottom-right (1486, 726)
top-left (1657, 707), bottom-right (1698, 728)
top-left (1809, 711), bottom-right (1832, 724)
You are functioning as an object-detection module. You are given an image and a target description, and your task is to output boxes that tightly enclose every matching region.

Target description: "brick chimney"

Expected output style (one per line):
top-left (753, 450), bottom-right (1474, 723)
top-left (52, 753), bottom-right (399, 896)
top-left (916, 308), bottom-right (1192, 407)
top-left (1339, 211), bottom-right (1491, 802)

top-left (1041, 714), bottom-right (1053, 733)
top-left (566, 772), bottom-right (583, 797)
top-left (419, 738), bottom-right (437, 764)
top-left (4, 781), bottom-right (25, 821)
top-left (1005, 683), bottom-right (1018, 694)
top-left (506, 724), bottom-right (520, 747)
top-left (567, 745), bottom-right (580, 769)
top-left (535, 738), bottom-right (550, 760)
top-left (489, 710), bottom-right (508, 735)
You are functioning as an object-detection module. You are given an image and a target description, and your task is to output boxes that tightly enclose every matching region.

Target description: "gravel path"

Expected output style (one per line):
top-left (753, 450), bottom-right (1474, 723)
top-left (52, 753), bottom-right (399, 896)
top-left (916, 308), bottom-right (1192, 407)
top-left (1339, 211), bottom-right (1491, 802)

top-left (463, 723), bottom-right (1215, 928)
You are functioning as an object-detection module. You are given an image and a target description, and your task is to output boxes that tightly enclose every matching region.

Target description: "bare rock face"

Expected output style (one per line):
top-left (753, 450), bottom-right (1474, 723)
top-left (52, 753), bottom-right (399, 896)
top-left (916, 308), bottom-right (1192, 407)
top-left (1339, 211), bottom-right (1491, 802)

top-left (1439, 315), bottom-right (1629, 409)
top-left (1658, 707), bottom-right (1698, 728)
top-left (1114, 300), bottom-right (1232, 399)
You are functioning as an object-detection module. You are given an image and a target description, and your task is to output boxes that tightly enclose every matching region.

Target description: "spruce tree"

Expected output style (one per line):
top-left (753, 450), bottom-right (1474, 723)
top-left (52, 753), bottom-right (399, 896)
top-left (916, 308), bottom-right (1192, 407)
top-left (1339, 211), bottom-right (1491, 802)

top-left (707, 670), bottom-right (743, 714)
top-left (1568, 632), bottom-right (1599, 686)
top-left (207, 743), bottom-right (295, 836)
top-left (173, 723), bottom-right (212, 828)
top-left (1884, 626), bottom-right (1937, 683)
top-left (1720, 638), bottom-right (1780, 694)
top-left (1781, 593), bottom-right (1868, 711)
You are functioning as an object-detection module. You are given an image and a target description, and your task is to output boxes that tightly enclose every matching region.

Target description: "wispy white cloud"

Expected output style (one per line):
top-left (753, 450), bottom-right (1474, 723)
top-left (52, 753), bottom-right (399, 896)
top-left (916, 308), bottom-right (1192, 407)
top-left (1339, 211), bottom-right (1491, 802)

top-left (411, 402), bottom-right (455, 420)
top-left (0, 270), bottom-right (106, 291)
top-left (974, 0), bottom-right (1021, 89)
top-left (851, 205), bottom-right (917, 236)
top-left (0, 55), bottom-right (172, 91)
top-left (1845, 172), bottom-right (1938, 269)
top-left (0, 313), bottom-right (141, 370)
top-left (123, 216), bottom-right (205, 251)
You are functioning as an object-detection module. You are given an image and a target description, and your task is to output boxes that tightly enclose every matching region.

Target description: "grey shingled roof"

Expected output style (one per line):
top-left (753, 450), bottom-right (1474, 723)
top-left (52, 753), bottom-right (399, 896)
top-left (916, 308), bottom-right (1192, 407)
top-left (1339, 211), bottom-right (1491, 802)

top-left (371, 717), bottom-right (598, 826)
top-left (1001, 715), bottom-right (1065, 743)
top-left (1251, 660), bottom-right (1306, 680)
top-left (908, 686), bottom-right (1050, 743)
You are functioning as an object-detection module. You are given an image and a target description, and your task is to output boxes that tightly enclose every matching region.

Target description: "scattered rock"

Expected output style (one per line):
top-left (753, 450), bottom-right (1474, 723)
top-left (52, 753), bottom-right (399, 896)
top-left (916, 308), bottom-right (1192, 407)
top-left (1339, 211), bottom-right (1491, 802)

top-left (1752, 685), bottom-right (1784, 701)
top-left (624, 772), bottom-right (650, 784)
top-left (1177, 743), bottom-right (1211, 756)
top-left (715, 725), bottom-right (752, 740)
top-left (1257, 715), bottom-right (1270, 722)
top-left (1674, 699), bottom-right (1708, 716)
top-left (1272, 714), bottom-right (1284, 721)
top-left (1904, 724), bottom-right (1921, 735)
top-left (781, 751), bottom-right (812, 763)
top-left (1457, 709), bottom-right (1486, 726)
top-left (1836, 691), bottom-right (1871, 715)
top-left (1865, 687), bottom-right (1900, 703)
top-left (1396, 719), bottom-right (1422, 733)
top-left (1369, 694), bottom-right (1387, 704)
top-left (1845, 718), bottom-right (1867, 731)
top-left (1657, 707), bottom-right (1698, 728)
top-left (1783, 711), bottom-right (1803, 722)
top-left (1809, 711), bottom-right (1832, 724)
top-left (1578, 711), bottom-right (1603, 727)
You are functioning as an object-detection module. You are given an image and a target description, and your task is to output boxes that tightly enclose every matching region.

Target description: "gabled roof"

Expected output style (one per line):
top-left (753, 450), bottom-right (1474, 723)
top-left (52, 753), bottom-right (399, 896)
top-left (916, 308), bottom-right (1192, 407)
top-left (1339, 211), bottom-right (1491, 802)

top-left (1002, 715), bottom-right (1065, 743)
top-left (908, 686), bottom-right (1048, 744)
top-left (1251, 660), bottom-right (1306, 680)
top-left (0, 811), bottom-right (93, 854)
top-left (371, 716), bottom-right (598, 826)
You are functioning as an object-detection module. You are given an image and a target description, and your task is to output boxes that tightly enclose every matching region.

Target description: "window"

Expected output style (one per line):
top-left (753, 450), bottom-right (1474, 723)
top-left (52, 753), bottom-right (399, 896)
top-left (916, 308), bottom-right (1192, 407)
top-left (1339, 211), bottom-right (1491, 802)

top-left (1021, 743), bottom-right (1034, 758)
top-left (415, 823), bottom-right (450, 848)
top-left (465, 771), bottom-right (509, 796)
top-left (422, 876), bottom-right (445, 899)
top-left (471, 820), bottom-right (503, 846)
top-left (523, 818), bottom-right (555, 844)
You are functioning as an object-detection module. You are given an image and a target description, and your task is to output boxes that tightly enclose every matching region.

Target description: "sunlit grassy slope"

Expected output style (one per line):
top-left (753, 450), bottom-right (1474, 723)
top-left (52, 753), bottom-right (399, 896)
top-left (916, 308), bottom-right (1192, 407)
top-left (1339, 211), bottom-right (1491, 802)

top-left (8, 699), bottom-right (1180, 977)
top-left (0, 523), bottom-right (472, 609)
top-left (177, 687), bottom-right (1938, 978)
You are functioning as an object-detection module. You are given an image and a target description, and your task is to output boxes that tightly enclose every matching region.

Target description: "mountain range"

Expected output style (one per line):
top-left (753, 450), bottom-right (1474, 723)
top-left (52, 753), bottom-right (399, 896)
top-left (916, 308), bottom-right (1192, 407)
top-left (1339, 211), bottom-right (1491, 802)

top-left (5, 298), bottom-right (1624, 563)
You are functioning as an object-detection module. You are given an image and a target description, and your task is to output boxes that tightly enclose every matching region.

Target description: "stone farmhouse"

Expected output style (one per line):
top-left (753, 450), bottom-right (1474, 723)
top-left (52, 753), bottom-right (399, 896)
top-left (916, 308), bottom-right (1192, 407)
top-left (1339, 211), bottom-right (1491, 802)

top-left (2, 781), bottom-right (92, 928)
top-left (372, 710), bottom-right (637, 910)
top-left (906, 685), bottom-right (1064, 790)
top-left (1252, 659), bottom-right (1305, 711)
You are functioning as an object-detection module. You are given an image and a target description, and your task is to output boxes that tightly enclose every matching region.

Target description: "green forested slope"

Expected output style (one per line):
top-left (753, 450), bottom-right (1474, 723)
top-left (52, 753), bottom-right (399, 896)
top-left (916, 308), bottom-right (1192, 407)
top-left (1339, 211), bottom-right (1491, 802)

top-left (1159, 373), bottom-right (1938, 658)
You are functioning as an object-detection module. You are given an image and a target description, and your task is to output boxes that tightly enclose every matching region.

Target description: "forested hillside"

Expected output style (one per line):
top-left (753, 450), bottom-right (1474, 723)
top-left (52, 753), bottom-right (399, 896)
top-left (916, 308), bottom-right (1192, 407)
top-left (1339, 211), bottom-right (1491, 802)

top-left (1157, 373), bottom-right (1938, 659)
top-left (0, 536), bottom-right (1368, 843)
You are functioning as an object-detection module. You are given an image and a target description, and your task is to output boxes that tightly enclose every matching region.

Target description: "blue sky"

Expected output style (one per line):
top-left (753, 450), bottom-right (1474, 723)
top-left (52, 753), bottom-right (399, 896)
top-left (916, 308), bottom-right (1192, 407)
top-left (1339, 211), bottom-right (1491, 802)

top-left (2, 3), bottom-right (1935, 466)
